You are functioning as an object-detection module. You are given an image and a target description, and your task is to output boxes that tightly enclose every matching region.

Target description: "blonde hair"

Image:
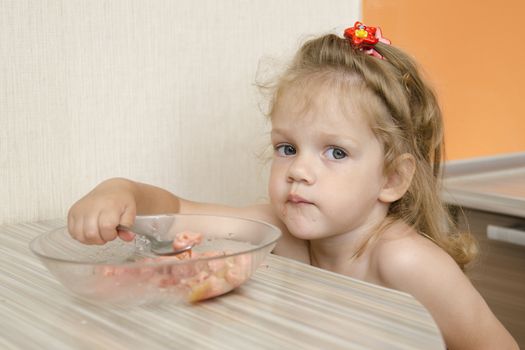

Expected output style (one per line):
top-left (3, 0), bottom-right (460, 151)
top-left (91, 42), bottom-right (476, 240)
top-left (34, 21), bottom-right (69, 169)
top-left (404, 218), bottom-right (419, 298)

top-left (264, 33), bottom-right (477, 269)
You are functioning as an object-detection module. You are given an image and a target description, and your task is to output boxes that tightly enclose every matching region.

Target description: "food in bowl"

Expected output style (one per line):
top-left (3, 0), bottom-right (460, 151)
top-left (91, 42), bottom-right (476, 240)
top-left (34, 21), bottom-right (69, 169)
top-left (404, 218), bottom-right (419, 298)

top-left (97, 231), bottom-right (252, 301)
top-left (30, 214), bottom-right (281, 305)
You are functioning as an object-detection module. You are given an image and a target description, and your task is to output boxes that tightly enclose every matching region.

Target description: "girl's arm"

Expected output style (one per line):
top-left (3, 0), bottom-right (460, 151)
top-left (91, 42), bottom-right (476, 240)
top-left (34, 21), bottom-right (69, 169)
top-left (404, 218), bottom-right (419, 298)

top-left (68, 177), bottom-right (181, 244)
top-left (68, 177), bottom-right (271, 244)
top-left (67, 178), bottom-right (309, 261)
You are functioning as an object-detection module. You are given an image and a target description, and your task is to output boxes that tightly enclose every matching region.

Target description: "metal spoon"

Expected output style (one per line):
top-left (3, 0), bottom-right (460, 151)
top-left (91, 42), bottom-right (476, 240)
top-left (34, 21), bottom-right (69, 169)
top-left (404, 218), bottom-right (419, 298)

top-left (117, 221), bottom-right (194, 256)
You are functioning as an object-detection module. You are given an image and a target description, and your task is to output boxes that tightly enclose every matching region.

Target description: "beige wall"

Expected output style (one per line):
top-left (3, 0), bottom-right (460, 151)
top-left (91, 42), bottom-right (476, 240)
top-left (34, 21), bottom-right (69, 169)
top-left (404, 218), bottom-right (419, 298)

top-left (0, 0), bottom-right (361, 224)
top-left (364, 0), bottom-right (525, 160)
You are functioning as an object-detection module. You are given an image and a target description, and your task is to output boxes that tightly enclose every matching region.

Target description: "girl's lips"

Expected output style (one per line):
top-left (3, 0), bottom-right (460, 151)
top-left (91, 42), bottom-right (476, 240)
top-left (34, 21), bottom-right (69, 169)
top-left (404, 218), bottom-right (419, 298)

top-left (287, 194), bottom-right (313, 204)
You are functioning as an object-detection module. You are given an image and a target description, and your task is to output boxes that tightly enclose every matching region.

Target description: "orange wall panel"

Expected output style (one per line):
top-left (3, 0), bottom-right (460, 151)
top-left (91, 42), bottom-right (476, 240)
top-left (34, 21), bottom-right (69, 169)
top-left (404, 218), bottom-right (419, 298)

top-left (363, 0), bottom-right (525, 160)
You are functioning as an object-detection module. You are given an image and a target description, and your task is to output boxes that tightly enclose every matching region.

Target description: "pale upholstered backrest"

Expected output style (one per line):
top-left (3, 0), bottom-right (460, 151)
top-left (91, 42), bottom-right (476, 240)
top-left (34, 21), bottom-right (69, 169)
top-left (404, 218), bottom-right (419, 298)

top-left (0, 0), bottom-right (360, 224)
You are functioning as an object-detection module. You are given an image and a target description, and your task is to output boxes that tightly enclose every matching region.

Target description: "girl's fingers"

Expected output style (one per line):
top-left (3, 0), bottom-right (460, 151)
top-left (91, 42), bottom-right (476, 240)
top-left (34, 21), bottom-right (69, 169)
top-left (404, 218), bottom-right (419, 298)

top-left (117, 205), bottom-right (137, 242)
top-left (119, 204), bottom-right (137, 229)
top-left (67, 212), bottom-right (76, 238)
top-left (98, 211), bottom-right (120, 242)
top-left (71, 216), bottom-right (85, 242)
top-left (117, 230), bottom-right (135, 242)
top-left (83, 215), bottom-right (105, 245)
top-left (66, 197), bottom-right (138, 245)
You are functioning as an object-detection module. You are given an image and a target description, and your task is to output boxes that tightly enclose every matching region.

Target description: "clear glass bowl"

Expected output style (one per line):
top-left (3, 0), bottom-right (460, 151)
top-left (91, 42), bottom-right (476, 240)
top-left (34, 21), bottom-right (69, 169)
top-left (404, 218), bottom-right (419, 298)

top-left (30, 214), bottom-right (281, 305)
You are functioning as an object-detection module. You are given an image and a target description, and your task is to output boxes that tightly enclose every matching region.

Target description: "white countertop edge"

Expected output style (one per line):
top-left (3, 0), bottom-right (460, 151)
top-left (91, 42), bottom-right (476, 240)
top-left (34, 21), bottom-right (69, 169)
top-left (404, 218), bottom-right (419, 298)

top-left (443, 151), bottom-right (525, 178)
top-left (441, 151), bottom-right (525, 218)
top-left (442, 190), bottom-right (525, 218)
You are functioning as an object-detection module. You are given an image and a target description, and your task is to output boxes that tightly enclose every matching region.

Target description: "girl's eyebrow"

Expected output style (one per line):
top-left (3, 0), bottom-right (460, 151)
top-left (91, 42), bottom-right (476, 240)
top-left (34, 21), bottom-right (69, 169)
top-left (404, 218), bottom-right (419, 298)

top-left (271, 128), bottom-right (359, 147)
top-left (270, 128), bottom-right (287, 135)
top-left (316, 131), bottom-right (360, 148)
top-left (270, 128), bottom-right (290, 139)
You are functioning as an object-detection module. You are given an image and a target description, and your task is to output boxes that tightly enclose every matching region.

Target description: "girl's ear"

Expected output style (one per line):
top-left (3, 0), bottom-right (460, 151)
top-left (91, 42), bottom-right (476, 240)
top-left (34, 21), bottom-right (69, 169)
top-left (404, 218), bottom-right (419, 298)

top-left (379, 153), bottom-right (415, 203)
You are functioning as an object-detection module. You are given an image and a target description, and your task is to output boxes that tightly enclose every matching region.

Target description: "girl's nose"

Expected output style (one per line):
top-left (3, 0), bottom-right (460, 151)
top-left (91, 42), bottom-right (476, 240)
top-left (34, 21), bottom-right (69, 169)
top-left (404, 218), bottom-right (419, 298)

top-left (286, 156), bottom-right (316, 184)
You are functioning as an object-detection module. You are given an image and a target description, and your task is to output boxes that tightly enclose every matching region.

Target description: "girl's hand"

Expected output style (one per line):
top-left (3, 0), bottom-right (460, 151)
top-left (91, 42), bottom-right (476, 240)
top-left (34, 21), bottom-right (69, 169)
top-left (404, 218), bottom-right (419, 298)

top-left (67, 178), bottom-right (137, 245)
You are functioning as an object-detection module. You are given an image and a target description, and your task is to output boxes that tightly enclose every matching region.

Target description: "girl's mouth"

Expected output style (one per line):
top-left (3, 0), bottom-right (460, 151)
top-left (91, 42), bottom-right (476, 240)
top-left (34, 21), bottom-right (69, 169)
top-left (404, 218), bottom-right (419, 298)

top-left (287, 194), bottom-right (313, 205)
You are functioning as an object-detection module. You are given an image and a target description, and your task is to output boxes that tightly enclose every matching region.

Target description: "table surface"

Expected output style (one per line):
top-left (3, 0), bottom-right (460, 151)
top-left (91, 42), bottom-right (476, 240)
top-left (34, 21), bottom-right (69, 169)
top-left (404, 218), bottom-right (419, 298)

top-left (0, 219), bottom-right (445, 350)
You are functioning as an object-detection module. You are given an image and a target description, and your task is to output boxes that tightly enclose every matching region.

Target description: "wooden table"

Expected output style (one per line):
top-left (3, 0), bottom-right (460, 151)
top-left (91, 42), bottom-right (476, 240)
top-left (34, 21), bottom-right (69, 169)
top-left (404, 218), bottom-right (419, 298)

top-left (0, 220), bottom-right (445, 349)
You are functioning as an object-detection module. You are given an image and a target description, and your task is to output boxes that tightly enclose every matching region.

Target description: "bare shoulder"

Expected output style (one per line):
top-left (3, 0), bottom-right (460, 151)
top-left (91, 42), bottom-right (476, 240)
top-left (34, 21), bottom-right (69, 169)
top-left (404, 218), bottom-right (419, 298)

top-left (372, 223), bottom-right (463, 309)
top-left (373, 222), bottom-right (458, 285)
top-left (371, 222), bottom-right (518, 350)
top-left (372, 223), bottom-right (462, 306)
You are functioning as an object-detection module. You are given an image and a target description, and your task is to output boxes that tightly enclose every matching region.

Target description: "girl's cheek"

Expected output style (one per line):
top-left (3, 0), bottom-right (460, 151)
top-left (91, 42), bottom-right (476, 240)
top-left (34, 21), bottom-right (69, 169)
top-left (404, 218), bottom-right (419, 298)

top-left (267, 176), bottom-right (278, 202)
top-left (268, 167), bottom-right (283, 203)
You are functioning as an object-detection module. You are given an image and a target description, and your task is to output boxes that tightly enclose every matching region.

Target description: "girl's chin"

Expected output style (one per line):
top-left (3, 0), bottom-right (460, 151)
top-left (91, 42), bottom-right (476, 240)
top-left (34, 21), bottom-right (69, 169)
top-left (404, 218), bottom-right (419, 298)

top-left (276, 203), bottom-right (327, 238)
top-left (283, 218), bottom-right (325, 240)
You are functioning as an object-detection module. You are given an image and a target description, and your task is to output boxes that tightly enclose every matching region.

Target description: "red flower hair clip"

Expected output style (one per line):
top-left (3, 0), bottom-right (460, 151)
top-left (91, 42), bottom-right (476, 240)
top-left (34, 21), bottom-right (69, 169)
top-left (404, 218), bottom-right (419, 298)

top-left (344, 21), bottom-right (391, 59)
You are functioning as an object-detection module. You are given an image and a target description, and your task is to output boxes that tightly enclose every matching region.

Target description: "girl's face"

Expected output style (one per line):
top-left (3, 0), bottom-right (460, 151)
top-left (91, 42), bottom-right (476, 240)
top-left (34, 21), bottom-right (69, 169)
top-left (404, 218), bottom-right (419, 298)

top-left (268, 82), bottom-right (390, 241)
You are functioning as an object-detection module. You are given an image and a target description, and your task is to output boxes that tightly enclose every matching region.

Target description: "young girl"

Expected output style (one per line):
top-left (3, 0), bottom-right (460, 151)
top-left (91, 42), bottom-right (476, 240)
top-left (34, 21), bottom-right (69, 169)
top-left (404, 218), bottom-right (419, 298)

top-left (68, 22), bottom-right (518, 349)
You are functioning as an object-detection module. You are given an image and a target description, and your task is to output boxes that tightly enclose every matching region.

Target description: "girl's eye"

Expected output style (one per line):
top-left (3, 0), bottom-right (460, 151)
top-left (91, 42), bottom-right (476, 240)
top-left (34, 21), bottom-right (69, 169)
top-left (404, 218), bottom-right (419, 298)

top-left (325, 147), bottom-right (347, 160)
top-left (275, 144), bottom-right (296, 156)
